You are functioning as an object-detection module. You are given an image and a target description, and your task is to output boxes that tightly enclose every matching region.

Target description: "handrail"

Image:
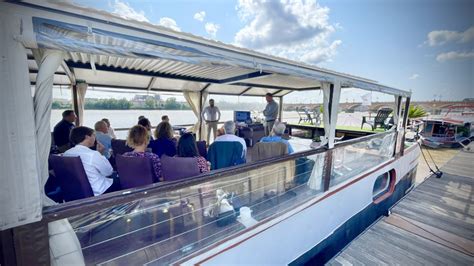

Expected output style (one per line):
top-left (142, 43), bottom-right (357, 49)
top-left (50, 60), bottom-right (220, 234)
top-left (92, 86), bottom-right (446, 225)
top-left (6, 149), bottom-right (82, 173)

top-left (334, 129), bottom-right (396, 147)
top-left (42, 130), bottom-right (395, 222)
top-left (113, 122), bottom-right (225, 132)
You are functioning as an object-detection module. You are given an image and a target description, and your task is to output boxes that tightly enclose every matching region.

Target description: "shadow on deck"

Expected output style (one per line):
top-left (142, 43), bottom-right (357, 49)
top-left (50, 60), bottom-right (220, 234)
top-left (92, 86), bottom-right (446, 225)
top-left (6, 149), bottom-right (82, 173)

top-left (328, 147), bottom-right (474, 265)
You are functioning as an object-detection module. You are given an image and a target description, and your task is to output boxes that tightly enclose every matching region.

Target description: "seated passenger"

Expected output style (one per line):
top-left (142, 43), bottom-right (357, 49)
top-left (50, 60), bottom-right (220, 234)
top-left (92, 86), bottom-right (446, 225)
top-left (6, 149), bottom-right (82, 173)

top-left (149, 122), bottom-right (177, 157)
top-left (161, 115), bottom-right (170, 123)
top-left (53, 110), bottom-right (76, 153)
top-left (101, 118), bottom-right (116, 139)
top-left (176, 133), bottom-right (210, 173)
top-left (214, 121), bottom-right (247, 157)
top-left (138, 117), bottom-right (153, 140)
top-left (123, 125), bottom-right (162, 182)
top-left (64, 126), bottom-right (120, 196)
top-left (94, 120), bottom-right (112, 159)
top-left (260, 123), bottom-right (294, 154)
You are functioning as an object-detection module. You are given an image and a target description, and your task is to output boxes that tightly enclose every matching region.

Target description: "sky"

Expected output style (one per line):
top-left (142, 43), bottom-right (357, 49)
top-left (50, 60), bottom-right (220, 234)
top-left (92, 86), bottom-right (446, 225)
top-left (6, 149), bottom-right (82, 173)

top-left (61, 0), bottom-right (474, 103)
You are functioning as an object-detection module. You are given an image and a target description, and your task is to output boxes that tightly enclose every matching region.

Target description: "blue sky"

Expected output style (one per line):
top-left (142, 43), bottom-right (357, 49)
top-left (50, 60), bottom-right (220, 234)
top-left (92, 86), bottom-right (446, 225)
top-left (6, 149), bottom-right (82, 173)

top-left (71, 0), bottom-right (473, 102)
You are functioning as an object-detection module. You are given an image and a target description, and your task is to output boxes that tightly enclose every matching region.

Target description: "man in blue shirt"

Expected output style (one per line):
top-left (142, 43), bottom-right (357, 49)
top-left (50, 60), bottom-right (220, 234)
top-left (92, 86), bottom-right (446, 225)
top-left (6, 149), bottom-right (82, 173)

top-left (260, 123), bottom-right (294, 154)
top-left (94, 120), bottom-right (112, 159)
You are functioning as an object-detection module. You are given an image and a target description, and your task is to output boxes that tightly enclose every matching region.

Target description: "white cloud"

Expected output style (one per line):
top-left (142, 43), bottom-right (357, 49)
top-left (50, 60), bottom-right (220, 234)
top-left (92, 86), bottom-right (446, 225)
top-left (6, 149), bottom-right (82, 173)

top-left (159, 17), bottom-right (181, 31)
top-left (111, 0), bottom-right (180, 31)
top-left (234, 0), bottom-right (341, 64)
top-left (205, 22), bottom-right (220, 37)
top-left (426, 26), bottom-right (474, 46)
top-left (409, 74), bottom-right (419, 80)
top-left (436, 51), bottom-right (474, 62)
top-left (194, 11), bottom-right (206, 22)
top-left (111, 0), bottom-right (149, 22)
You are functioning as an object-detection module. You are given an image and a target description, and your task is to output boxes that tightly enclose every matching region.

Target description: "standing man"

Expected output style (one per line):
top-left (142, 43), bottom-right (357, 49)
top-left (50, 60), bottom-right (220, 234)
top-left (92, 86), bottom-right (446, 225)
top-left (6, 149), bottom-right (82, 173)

top-left (263, 93), bottom-right (279, 136)
top-left (53, 110), bottom-right (77, 152)
top-left (201, 99), bottom-right (221, 144)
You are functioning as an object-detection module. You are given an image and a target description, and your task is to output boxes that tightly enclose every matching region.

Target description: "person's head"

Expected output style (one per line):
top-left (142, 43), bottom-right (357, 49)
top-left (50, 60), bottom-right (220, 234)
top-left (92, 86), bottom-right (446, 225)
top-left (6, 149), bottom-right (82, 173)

top-left (265, 93), bottom-right (273, 103)
top-left (223, 120), bottom-right (235, 135)
top-left (62, 110), bottom-right (77, 123)
top-left (272, 123), bottom-right (286, 136)
top-left (138, 115), bottom-right (145, 121)
top-left (94, 120), bottom-right (108, 134)
top-left (177, 133), bottom-right (199, 157)
top-left (101, 118), bottom-right (111, 127)
top-left (209, 99), bottom-right (215, 107)
top-left (126, 125), bottom-right (150, 149)
top-left (69, 126), bottom-right (95, 147)
top-left (217, 127), bottom-right (225, 137)
top-left (154, 121), bottom-right (173, 139)
top-left (138, 118), bottom-right (152, 131)
top-left (161, 115), bottom-right (169, 123)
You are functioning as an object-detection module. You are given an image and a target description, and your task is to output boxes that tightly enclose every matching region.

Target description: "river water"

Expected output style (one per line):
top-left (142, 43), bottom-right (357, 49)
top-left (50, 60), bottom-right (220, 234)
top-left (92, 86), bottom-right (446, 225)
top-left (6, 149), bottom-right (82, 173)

top-left (51, 109), bottom-right (368, 138)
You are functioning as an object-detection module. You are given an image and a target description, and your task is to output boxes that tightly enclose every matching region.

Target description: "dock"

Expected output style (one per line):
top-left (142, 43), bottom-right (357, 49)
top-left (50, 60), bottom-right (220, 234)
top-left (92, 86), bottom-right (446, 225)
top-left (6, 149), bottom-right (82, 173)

top-left (328, 146), bottom-right (474, 265)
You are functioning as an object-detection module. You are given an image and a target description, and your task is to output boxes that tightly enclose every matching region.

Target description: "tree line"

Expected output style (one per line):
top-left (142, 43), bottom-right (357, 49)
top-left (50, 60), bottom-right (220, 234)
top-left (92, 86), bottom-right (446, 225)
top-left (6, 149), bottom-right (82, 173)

top-left (52, 97), bottom-right (191, 110)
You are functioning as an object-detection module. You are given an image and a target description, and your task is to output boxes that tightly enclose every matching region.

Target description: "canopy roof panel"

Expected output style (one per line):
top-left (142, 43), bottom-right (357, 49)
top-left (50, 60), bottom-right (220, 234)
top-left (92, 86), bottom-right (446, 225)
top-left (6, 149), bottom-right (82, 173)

top-left (13, 1), bottom-right (410, 97)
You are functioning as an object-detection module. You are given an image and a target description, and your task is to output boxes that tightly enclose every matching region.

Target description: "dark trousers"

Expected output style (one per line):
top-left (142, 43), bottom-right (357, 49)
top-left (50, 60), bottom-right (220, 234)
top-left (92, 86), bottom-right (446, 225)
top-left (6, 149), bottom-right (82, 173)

top-left (104, 172), bottom-right (121, 194)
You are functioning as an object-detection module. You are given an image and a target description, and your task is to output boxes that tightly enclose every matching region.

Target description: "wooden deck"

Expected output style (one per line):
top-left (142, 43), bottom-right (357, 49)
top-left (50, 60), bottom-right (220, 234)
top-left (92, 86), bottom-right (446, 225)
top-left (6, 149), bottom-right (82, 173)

top-left (328, 146), bottom-right (474, 265)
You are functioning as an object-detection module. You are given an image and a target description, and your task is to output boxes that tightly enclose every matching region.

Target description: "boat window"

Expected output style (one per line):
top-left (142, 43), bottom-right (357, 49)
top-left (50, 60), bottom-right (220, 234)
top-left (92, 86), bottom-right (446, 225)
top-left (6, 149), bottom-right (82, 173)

top-left (432, 123), bottom-right (448, 136)
top-left (423, 122), bottom-right (433, 133)
top-left (372, 172), bottom-right (392, 200)
top-left (331, 131), bottom-right (396, 187)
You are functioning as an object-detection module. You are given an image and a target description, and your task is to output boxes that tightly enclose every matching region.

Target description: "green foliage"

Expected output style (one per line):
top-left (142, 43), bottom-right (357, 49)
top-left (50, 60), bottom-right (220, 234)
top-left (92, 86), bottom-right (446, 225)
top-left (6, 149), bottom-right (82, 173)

top-left (408, 105), bottom-right (427, 119)
top-left (144, 98), bottom-right (157, 109)
top-left (164, 97), bottom-right (181, 109)
top-left (85, 98), bottom-right (132, 110)
top-left (52, 101), bottom-right (72, 109)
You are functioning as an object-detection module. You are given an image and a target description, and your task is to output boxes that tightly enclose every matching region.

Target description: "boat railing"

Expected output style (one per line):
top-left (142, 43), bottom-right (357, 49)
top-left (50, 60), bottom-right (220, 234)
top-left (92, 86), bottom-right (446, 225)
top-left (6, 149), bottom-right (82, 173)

top-left (42, 130), bottom-right (397, 265)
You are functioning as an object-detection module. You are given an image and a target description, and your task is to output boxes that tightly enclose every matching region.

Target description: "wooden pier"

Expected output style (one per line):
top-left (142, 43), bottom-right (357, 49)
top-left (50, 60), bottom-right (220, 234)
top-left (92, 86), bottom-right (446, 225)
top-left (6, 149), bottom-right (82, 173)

top-left (328, 146), bottom-right (474, 265)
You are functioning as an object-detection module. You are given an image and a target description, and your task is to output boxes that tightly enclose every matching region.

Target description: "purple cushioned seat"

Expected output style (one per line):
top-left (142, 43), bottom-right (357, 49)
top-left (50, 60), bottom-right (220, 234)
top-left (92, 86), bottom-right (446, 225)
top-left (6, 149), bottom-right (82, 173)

top-left (116, 154), bottom-right (156, 189)
top-left (49, 155), bottom-right (94, 202)
top-left (111, 139), bottom-right (133, 156)
top-left (161, 155), bottom-right (200, 181)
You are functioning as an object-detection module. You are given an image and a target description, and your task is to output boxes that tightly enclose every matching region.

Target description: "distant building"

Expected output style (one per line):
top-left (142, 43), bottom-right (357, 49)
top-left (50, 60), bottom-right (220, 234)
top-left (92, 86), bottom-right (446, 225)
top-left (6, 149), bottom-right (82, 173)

top-left (131, 94), bottom-right (162, 108)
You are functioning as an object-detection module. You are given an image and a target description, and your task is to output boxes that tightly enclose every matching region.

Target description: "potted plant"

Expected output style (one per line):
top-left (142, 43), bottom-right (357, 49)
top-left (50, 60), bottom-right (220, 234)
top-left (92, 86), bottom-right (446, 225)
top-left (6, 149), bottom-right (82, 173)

top-left (310, 135), bottom-right (322, 149)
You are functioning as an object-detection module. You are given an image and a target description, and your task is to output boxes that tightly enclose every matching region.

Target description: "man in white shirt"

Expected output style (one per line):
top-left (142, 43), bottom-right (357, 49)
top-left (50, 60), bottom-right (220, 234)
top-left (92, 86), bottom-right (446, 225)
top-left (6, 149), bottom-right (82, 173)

top-left (64, 126), bottom-right (120, 196)
top-left (214, 120), bottom-right (247, 158)
top-left (201, 99), bottom-right (221, 144)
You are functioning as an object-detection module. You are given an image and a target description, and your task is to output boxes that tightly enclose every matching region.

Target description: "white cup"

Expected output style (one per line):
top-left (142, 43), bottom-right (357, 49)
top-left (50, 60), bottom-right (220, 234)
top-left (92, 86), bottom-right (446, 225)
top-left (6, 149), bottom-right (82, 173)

top-left (239, 207), bottom-right (252, 219)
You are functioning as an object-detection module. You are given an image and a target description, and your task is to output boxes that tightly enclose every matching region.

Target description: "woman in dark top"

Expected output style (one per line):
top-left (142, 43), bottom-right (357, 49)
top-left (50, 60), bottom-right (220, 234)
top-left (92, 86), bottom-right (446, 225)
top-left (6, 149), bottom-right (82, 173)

top-left (176, 133), bottom-right (209, 173)
top-left (148, 122), bottom-right (177, 157)
top-left (138, 117), bottom-right (153, 141)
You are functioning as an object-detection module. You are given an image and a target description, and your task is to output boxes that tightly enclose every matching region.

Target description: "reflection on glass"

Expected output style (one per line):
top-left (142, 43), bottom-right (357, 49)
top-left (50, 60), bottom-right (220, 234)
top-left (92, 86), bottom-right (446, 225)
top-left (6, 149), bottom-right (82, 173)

top-left (50, 132), bottom-right (396, 265)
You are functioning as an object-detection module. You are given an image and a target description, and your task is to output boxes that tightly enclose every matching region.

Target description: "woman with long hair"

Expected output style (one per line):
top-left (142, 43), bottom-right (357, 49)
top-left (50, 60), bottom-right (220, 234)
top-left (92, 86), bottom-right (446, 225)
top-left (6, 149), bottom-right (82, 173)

top-left (148, 121), bottom-right (177, 157)
top-left (176, 133), bottom-right (209, 173)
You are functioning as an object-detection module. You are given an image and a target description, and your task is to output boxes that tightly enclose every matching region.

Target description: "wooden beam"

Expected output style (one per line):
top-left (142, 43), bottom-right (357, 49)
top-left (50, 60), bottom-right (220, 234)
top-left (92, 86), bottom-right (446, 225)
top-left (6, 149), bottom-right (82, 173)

top-left (71, 85), bottom-right (80, 126)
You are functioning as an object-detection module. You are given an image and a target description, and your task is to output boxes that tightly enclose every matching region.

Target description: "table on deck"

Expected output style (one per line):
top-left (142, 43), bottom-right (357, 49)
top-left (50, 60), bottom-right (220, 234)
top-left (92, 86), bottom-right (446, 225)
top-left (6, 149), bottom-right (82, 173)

top-left (328, 146), bottom-right (474, 265)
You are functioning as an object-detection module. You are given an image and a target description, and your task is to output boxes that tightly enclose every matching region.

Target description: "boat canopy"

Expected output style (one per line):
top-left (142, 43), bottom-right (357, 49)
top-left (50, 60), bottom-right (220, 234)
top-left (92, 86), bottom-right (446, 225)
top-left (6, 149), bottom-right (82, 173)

top-left (0, 1), bottom-right (411, 231)
top-left (17, 1), bottom-right (411, 97)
